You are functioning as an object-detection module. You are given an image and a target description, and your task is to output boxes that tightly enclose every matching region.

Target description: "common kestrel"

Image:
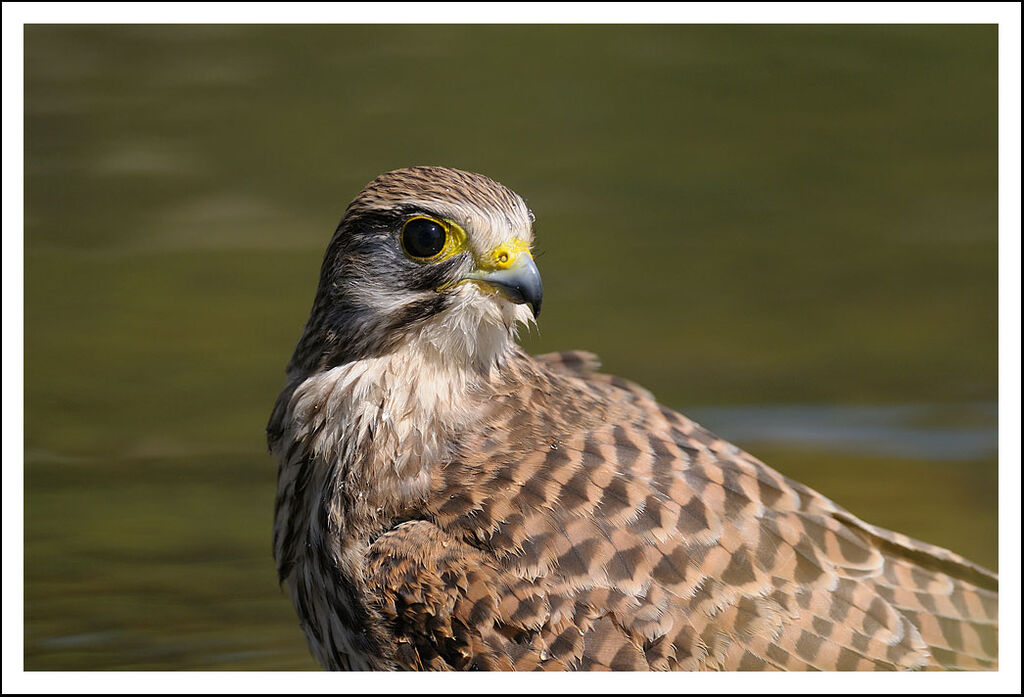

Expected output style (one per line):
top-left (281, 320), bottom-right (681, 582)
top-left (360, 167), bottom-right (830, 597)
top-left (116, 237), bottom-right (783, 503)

top-left (268, 166), bottom-right (997, 671)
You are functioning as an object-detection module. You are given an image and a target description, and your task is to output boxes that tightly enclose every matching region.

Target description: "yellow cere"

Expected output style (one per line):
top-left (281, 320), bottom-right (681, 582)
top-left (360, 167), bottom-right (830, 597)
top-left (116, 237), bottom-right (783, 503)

top-left (478, 238), bottom-right (532, 271)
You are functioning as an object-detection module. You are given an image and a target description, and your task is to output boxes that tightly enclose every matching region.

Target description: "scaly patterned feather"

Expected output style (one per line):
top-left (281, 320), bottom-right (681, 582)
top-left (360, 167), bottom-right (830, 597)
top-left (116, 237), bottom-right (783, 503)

top-left (348, 348), bottom-right (998, 670)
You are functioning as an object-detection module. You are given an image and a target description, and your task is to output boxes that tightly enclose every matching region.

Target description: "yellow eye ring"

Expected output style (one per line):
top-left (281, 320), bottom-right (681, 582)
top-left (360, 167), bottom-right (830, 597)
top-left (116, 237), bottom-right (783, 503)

top-left (401, 216), bottom-right (449, 260)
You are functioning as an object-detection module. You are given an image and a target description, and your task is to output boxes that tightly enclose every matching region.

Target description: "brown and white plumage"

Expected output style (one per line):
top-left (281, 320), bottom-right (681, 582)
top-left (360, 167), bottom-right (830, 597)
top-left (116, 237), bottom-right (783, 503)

top-left (268, 166), bottom-right (998, 671)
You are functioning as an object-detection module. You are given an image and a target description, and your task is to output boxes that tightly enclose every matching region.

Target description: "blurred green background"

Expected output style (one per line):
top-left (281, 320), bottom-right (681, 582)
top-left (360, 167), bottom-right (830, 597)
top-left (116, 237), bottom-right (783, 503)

top-left (24, 25), bottom-right (997, 670)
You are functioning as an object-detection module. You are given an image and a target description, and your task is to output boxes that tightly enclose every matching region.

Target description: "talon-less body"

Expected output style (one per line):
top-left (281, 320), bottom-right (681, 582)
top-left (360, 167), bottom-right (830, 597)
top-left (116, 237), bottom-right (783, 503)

top-left (269, 166), bottom-right (997, 670)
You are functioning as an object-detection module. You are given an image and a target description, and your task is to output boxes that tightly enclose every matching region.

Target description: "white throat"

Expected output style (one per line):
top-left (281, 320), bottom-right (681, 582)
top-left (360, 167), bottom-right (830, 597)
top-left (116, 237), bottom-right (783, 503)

top-left (283, 290), bottom-right (533, 509)
top-left (407, 285), bottom-right (535, 373)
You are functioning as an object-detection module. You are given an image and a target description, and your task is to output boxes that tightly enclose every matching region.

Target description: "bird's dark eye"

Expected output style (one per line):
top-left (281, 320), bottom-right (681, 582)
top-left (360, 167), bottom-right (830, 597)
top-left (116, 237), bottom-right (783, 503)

top-left (401, 217), bottom-right (448, 259)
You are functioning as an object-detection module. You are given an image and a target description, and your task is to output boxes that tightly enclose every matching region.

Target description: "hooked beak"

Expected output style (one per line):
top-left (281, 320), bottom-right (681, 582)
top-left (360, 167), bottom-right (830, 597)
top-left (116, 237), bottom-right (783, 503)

top-left (464, 246), bottom-right (543, 318)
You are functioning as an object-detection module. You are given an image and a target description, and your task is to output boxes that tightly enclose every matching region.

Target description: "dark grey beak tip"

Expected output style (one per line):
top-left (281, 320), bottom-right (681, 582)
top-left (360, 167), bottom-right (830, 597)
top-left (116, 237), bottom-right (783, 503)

top-left (490, 277), bottom-right (542, 319)
top-left (507, 259), bottom-right (543, 319)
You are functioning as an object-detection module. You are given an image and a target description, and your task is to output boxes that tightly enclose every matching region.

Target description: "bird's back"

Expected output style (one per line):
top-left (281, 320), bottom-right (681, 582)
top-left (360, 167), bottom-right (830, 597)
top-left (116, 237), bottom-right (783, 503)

top-left (360, 349), bottom-right (998, 670)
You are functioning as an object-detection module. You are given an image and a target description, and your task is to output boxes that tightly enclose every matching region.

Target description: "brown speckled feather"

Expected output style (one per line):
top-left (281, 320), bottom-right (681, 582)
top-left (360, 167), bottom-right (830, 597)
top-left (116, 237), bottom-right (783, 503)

top-left (269, 167), bottom-right (997, 671)
top-left (379, 348), bottom-right (997, 671)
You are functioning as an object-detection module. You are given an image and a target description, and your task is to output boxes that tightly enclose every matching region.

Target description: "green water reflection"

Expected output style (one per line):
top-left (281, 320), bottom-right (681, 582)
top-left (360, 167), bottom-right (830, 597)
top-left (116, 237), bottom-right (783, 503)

top-left (24, 25), bottom-right (997, 670)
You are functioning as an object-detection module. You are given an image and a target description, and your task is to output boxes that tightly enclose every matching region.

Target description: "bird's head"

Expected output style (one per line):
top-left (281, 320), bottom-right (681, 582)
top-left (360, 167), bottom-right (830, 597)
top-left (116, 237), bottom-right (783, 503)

top-left (289, 166), bottom-right (542, 376)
